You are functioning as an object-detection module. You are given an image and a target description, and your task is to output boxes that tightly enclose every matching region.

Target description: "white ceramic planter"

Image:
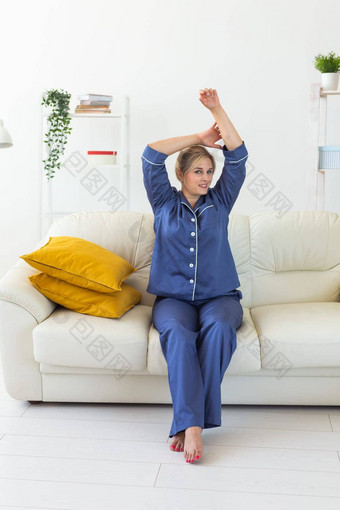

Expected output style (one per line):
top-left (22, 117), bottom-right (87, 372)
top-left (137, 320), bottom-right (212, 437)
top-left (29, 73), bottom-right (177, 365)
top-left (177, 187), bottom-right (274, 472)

top-left (320, 72), bottom-right (339, 91)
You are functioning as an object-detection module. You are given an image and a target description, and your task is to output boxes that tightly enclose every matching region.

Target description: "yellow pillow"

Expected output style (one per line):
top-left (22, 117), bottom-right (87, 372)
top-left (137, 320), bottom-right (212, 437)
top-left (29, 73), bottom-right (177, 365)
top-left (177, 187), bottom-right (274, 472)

top-left (29, 273), bottom-right (142, 318)
top-left (21, 236), bottom-right (137, 293)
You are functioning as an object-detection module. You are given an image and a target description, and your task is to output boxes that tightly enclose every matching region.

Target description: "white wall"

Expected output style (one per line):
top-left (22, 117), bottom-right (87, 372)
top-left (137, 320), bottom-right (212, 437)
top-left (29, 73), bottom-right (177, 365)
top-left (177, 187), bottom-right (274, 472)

top-left (1, 0), bottom-right (339, 277)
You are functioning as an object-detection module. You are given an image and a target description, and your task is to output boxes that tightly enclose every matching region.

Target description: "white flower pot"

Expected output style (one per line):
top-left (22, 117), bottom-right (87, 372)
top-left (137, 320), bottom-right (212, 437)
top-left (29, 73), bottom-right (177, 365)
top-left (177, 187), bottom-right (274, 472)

top-left (320, 72), bottom-right (339, 91)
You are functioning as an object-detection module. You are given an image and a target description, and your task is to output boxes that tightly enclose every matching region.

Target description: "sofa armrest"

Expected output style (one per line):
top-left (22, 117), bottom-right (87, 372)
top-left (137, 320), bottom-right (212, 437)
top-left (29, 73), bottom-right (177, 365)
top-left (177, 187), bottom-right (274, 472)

top-left (0, 300), bottom-right (43, 400)
top-left (0, 259), bottom-right (58, 401)
top-left (0, 259), bottom-right (57, 323)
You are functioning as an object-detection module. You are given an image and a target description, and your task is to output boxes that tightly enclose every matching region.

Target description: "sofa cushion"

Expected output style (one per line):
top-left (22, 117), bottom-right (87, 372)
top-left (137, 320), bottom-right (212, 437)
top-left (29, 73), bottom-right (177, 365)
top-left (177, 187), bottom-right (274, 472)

top-left (32, 305), bottom-right (152, 371)
top-left (46, 211), bottom-right (156, 307)
top-left (44, 211), bottom-right (252, 309)
top-left (146, 308), bottom-right (261, 375)
top-left (21, 236), bottom-right (137, 293)
top-left (251, 302), bottom-right (340, 369)
top-left (250, 211), bottom-right (340, 307)
top-left (29, 273), bottom-right (142, 318)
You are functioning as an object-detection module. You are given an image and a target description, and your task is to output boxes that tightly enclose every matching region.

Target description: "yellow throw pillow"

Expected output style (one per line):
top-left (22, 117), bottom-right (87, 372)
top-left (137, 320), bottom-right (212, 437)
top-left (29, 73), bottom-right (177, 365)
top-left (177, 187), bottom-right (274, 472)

top-left (29, 273), bottom-right (142, 318)
top-left (21, 236), bottom-right (137, 293)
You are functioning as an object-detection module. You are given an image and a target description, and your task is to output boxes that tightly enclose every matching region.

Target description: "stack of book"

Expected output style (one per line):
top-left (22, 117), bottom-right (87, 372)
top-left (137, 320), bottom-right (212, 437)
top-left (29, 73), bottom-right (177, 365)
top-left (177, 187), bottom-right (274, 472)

top-left (75, 94), bottom-right (113, 114)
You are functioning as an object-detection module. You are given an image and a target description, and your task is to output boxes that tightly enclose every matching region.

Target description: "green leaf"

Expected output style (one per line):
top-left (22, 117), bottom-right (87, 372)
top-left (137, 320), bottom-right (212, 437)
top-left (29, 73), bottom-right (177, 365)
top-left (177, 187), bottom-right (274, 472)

top-left (41, 87), bottom-right (72, 180)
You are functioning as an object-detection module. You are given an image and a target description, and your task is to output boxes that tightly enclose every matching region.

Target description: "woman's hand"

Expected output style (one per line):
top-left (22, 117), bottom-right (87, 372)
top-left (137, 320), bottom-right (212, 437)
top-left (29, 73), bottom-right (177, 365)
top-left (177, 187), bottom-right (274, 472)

top-left (197, 122), bottom-right (223, 149)
top-left (199, 88), bottom-right (221, 111)
top-left (199, 88), bottom-right (243, 151)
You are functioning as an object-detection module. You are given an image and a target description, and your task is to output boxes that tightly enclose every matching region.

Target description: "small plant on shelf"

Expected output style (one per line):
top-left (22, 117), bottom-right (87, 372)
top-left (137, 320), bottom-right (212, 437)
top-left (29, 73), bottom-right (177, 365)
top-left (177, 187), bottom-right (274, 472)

top-left (41, 89), bottom-right (72, 180)
top-left (313, 51), bottom-right (340, 73)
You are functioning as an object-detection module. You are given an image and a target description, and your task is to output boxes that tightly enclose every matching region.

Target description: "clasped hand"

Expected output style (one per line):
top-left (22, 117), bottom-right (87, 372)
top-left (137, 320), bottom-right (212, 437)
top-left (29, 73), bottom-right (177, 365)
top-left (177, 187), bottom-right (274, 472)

top-left (198, 88), bottom-right (223, 150)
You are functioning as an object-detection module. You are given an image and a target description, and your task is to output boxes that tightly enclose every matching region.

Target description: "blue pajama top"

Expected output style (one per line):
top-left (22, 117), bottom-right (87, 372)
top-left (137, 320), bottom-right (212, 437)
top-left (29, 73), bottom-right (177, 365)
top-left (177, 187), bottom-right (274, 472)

top-left (141, 142), bottom-right (248, 301)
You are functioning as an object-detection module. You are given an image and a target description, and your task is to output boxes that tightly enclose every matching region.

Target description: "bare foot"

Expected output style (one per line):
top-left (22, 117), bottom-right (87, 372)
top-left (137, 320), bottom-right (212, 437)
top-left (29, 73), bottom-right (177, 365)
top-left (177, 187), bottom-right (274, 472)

top-left (169, 430), bottom-right (185, 452)
top-left (184, 426), bottom-right (203, 463)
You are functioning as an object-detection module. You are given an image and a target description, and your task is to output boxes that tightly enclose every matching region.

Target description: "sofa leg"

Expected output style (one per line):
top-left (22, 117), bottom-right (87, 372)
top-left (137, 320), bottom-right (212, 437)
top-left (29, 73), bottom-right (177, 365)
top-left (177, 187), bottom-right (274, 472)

top-left (27, 400), bottom-right (43, 404)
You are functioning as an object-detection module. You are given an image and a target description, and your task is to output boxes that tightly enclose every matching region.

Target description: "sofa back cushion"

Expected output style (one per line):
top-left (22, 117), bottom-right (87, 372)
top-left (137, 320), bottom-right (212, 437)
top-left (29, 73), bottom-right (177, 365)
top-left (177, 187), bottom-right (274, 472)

top-left (47, 211), bottom-right (155, 306)
top-left (46, 209), bottom-right (340, 309)
top-left (249, 210), bottom-right (340, 307)
top-left (47, 211), bottom-right (252, 308)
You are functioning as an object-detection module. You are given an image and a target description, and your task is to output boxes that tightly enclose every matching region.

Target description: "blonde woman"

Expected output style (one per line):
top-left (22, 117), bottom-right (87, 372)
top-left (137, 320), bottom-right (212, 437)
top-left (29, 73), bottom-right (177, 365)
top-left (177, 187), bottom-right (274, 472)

top-left (141, 88), bottom-right (248, 463)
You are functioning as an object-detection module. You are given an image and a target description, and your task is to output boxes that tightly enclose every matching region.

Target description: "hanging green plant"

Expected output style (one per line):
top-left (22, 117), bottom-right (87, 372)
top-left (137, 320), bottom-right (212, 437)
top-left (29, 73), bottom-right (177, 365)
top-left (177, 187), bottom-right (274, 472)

top-left (41, 88), bottom-right (73, 180)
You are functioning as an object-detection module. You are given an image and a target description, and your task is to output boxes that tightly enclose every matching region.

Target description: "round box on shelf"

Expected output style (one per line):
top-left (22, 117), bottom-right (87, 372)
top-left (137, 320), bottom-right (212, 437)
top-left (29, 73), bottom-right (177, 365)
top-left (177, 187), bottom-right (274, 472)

top-left (318, 146), bottom-right (340, 170)
top-left (87, 151), bottom-right (117, 165)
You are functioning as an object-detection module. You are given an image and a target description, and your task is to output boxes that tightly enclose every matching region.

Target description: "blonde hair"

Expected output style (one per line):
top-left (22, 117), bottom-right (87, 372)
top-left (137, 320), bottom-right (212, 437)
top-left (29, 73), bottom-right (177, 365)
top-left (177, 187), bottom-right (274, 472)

top-left (175, 145), bottom-right (216, 181)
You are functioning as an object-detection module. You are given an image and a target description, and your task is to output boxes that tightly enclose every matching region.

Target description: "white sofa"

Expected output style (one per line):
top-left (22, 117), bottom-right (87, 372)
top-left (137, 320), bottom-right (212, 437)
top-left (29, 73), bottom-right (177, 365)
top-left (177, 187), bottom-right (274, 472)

top-left (0, 209), bottom-right (340, 405)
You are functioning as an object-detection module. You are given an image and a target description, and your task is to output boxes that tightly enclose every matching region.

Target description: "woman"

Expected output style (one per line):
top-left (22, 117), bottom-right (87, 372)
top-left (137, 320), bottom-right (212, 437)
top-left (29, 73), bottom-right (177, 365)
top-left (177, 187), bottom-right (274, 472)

top-left (141, 88), bottom-right (248, 464)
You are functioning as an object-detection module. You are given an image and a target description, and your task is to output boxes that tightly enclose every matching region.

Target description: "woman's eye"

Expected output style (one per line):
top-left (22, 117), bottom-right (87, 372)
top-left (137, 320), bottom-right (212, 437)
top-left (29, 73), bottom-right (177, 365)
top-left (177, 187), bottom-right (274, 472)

top-left (194, 169), bottom-right (212, 174)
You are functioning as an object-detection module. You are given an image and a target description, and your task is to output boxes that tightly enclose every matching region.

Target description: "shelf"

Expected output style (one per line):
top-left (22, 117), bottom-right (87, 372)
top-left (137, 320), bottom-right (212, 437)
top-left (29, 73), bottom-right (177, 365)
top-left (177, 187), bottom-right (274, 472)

top-left (71, 113), bottom-right (124, 118)
top-left (318, 168), bottom-right (340, 172)
top-left (40, 95), bottom-right (130, 237)
top-left (42, 211), bottom-right (76, 216)
top-left (42, 210), bottom-right (123, 217)
top-left (308, 83), bottom-right (340, 210)
top-left (42, 113), bottom-right (123, 118)
top-left (85, 164), bottom-right (123, 169)
top-left (320, 90), bottom-right (340, 96)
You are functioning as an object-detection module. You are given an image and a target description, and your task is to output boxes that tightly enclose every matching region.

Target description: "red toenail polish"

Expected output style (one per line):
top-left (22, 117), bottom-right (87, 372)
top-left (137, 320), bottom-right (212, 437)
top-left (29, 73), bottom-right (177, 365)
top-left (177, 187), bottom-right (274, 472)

top-left (195, 455), bottom-right (199, 459)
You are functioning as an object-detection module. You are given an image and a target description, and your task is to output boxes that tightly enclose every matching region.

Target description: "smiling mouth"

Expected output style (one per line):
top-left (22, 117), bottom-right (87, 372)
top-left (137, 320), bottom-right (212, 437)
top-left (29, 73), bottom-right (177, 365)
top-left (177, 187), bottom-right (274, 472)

top-left (199, 184), bottom-right (208, 188)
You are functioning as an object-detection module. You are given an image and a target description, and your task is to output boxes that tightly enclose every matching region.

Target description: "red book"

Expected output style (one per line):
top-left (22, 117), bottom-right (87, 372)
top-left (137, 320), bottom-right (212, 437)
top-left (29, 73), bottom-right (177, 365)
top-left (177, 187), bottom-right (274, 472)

top-left (87, 151), bottom-right (117, 155)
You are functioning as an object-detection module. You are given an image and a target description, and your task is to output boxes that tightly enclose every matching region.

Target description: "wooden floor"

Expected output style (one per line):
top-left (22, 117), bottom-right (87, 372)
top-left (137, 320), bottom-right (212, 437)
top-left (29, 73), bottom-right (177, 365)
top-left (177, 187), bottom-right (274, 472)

top-left (0, 357), bottom-right (340, 509)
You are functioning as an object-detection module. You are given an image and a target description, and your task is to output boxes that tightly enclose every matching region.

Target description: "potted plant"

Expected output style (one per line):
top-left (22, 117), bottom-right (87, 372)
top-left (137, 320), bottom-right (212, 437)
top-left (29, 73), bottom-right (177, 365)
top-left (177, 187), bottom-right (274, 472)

top-left (41, 89), bottom-right (73, 180)
top-left (313, 51), bottom-right (340, 91)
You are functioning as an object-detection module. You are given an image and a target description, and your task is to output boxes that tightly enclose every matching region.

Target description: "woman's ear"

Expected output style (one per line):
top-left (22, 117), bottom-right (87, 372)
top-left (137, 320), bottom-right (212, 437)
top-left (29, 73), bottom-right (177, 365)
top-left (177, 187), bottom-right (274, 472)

top-left (177, 169), bottom-right (184, 182)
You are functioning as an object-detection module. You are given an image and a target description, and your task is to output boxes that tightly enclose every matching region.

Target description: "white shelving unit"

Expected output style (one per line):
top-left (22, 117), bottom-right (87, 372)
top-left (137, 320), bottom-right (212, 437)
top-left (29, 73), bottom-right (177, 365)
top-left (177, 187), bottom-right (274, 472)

top-left (307, 84), bottom-right (340, 210)
top-left (39, 96), bottom-right (130, 237)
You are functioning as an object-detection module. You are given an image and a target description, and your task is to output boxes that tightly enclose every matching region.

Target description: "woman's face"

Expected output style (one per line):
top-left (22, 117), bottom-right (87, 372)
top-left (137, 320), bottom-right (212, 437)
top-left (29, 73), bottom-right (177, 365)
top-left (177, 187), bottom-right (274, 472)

top-left (179, 157), bottom-right (214, 200)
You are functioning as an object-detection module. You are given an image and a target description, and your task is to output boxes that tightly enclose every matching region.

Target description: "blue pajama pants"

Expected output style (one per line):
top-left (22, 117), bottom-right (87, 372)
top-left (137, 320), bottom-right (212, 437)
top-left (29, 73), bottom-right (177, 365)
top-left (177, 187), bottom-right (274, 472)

top-left (152, 291), bottom-right (243, 438)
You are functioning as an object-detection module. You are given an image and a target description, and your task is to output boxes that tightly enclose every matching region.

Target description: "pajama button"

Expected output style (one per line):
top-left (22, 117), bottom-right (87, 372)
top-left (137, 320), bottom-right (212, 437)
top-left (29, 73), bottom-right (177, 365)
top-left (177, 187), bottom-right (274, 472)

top-left (191, 232), bottom-right (195, 236)
top-left (189, 263), bottom-right (194, 267)
top-left (191, 218), bottom-right (195, 222)
top-left (190, 247), bottom-right (194, 252)
top-left (190, 279), bottom-right (194, 283)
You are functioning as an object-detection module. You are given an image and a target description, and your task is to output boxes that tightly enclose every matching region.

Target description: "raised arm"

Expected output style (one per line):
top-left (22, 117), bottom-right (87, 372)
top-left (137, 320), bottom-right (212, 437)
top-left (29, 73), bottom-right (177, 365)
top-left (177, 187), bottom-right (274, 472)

top-left (149, 89), bottom-right (242, 155)
top-left (148, 116), bottom-right (224, 155)
top-left (149, 134), bottom-right (202, 156)
top-left (199, 88), bottom-right (243, 151)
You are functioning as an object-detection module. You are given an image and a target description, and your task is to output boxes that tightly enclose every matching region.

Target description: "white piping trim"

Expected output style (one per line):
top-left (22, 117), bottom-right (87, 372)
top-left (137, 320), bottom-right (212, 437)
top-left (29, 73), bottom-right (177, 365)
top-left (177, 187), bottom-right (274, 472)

top-left (192, 214), bottom-right (198, 301)
top-left (229, 155), bottom-right (248, 164)
top-left (181, 202), bottom-right (214, 216)
top-left (141, 155), bottom-right (164, 166)
top-left (197, 205), bottom-right (214, 217)
top-left (181, 201), bottom-right (194, 211)
top-left (181, 202), bottom-right (198, 301)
